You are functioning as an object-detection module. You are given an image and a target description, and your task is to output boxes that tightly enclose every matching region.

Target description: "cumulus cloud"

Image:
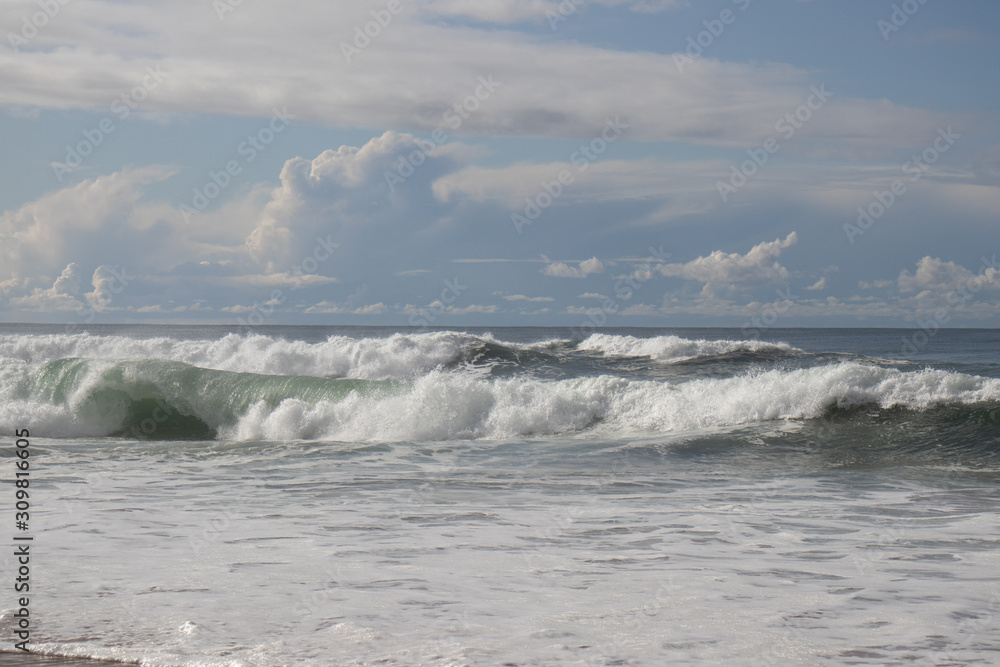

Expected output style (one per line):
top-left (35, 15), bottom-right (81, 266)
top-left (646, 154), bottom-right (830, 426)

top-left (52, 263), bottom-right (82, 296)
top-left (542, 256), bottom-right (605, 278)
top-left (897, 256), bottom-right (1000, 293)
top-left (6, 262), bottom-right (133, 314)
top-left (8, 264), bottom-right (84, 312)
top-left (85, 265), bottom-right (132, 311)
top-left (301, 302), bottom-right (346, 315)
top-left (1, 123), bottom-right (997, 325)
top-left (246, 130), bottom-right (464, 272)
top-left (0, 167), bottom-right (183, 290)
top-left (0, 134), bottom-right (485, 319)
top-left (657, 233), bottom-right (798, 293)
top-left (859, 279), bottom-right (894, 290)
top-left (352, 302), bottom-right (388, 315)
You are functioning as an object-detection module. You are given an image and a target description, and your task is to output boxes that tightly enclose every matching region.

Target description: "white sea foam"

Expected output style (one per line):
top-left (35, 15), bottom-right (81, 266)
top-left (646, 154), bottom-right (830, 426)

top-left (0, 332), bottom-right (797, 385)
top-left (578, 333), bottom-right (798, 362)
top-left (0, 331), bottom-right (495, 380)
top-left (3, 331), bottom-right (998, 441)
top-left (221, 363), bottom-right (1000, 442)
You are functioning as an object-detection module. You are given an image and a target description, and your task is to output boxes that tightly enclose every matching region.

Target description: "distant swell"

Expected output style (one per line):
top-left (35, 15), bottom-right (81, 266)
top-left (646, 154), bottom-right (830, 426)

top-left (3, 356), bottom-right (999, 442)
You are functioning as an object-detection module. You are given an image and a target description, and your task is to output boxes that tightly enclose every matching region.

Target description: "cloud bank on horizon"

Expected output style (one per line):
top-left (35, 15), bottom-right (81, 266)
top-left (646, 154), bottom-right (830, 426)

top-left (1, 0), bottom-right (999, 327)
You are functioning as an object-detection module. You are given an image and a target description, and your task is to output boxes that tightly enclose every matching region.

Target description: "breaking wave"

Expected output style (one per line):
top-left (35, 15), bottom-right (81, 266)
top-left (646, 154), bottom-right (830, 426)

top-left (2, 352), bottom-right (998, 443)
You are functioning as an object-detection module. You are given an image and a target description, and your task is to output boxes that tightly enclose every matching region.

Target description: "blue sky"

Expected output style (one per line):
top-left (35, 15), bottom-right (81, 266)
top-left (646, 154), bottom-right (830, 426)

top-left (1, 0), bottom-right (999, 327)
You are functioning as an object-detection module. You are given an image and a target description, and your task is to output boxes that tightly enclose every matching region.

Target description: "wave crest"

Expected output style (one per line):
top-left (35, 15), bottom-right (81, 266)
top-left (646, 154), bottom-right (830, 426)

top-left (577, 333), bottom-right (799, 362)
top-left (0, 331), bottom-right (518, 380)
top-left (4, 358), bottom-right (998, 442)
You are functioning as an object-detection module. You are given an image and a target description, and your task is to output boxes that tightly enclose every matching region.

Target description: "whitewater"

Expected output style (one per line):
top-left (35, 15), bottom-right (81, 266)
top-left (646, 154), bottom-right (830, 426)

top-left (0, 325), bottom-right (998, 665)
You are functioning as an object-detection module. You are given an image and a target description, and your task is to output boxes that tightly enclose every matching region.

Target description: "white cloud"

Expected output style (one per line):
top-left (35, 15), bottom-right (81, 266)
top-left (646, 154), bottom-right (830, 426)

top-left (205, 274), bottom-right (339, 288)
top-left (246, 130), bottom-right (464, 272)
top-left (420, 0), bottom-right (685, 23)
top-left (502, 294), bottom-right (555, 302)
top-left (444, 304), bottom-right (499, 315)
top-left (420, 0), bottom-right (563, 22)
top-left (7, 262), bottom-right (133, 313)
top-left (2, 125), bottom-right (997, 326)
top-left (0, 167), bottom-right (184, 290)
top-left (52, 263), bottom-right (82, 296)
top-left (301, 302), bottom-right (346, 314)
top-left (8, 263), bottom-right (84, 312)
top-left (897, 256), bottom-right (1000, 293)
top-left (657, 233), bottom-right (797, 293)
top-left (134, 304), bottom-right (188, 314)
top-left (619, 303), bottom-right (660, 316)
top-left (542, 256), bottom-right (605, 278)
top-left (353, 302), bottom-right (388, 314)
top-left (0, 1), bottom-right (959, 149)
top-left (86, 265), bottom-right (129, 311)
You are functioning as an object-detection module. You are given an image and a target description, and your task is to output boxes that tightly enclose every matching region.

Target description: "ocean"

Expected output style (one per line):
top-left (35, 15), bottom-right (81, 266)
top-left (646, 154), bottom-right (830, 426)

top-left (0, 324), bottom-right (998, 666)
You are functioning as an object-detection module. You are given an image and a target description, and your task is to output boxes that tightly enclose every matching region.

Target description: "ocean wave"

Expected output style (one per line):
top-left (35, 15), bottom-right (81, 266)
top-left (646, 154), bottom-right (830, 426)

top-left (577, 333), bottom-right (800, 362)
top-left (0, 331), bottom-right (528, 381)
top-left (3, 358), bottom-right (998, 442)
top-left (0, 331), bottom-right (804, 383)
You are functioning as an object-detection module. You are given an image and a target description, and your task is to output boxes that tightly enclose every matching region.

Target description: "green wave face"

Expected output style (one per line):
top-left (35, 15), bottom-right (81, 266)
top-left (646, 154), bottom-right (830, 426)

top-left (29, 358), bottom-right (397, 439)
top-left (14, 353), bottom-right (1000, 446)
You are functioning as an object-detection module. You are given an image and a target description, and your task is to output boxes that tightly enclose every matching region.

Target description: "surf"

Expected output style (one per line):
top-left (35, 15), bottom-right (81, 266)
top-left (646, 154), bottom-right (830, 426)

top-left (3, 353), bottom-right (999, 443)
